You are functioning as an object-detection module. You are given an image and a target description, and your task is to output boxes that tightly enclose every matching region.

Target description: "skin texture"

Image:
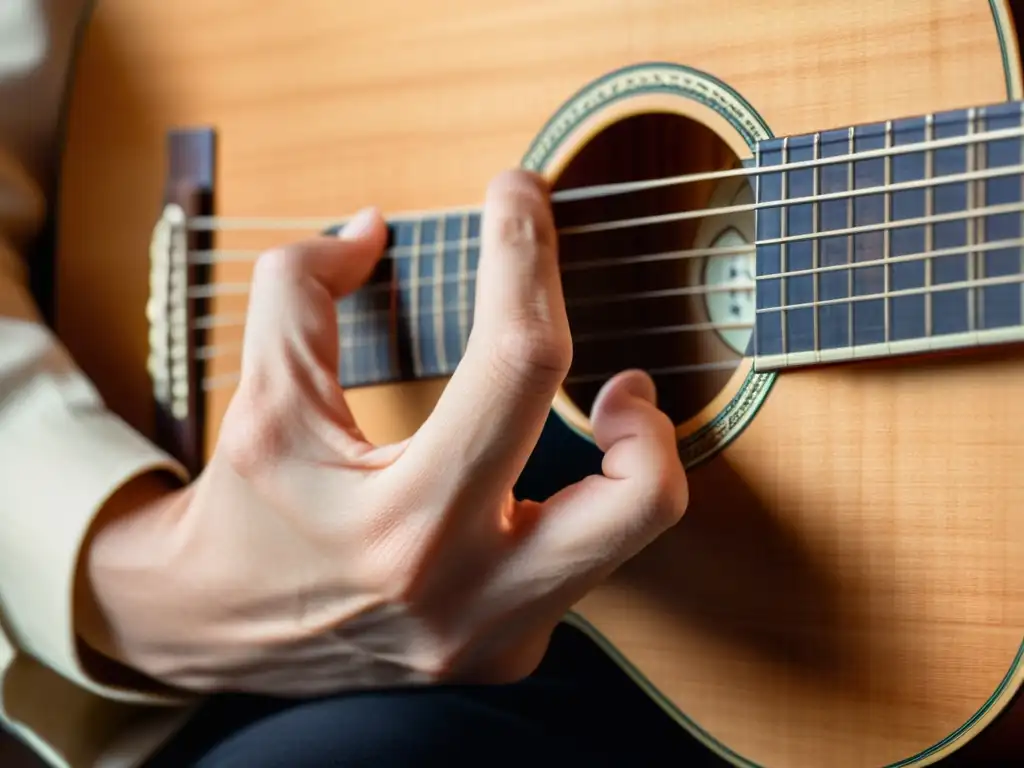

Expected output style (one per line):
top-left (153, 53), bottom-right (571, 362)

top-left (76, 170), bottom-right (690, 697)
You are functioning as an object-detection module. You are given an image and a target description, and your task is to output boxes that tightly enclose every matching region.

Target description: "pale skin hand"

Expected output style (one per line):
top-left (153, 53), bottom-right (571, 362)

top-left (79, 170), bottom-right (689, 695)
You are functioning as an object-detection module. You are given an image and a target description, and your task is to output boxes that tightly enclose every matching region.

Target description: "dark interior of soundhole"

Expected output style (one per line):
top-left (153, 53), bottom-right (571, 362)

top-left (552, 111), bottom-right (750, 427)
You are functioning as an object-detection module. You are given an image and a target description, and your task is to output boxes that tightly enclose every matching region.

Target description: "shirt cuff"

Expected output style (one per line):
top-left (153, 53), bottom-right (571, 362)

top-left (0, 376), bottom-right (188, 703)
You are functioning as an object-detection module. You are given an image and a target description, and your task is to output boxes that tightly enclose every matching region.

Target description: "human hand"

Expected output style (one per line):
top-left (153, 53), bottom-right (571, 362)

top-left (82, 170), bottom-right (689, 695)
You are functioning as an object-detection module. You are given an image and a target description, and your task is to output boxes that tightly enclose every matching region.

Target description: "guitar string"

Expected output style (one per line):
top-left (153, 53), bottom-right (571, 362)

top-left (185, 203), bottom-right (1024, 318)
top-left (168, 121), bottom-right (1024, 389)
top-left (199, 270), bottom-right (1024, 342)
top-left (187, 160), bottom-right (1024, 266)
top-left (188, 241), bottom-right (752, 301)
top-left (189, 233), bottom-right (1024, 347)
top-left (195, 317), bottom-right (754, 361)
top-left (183, 121), bottom-right (1024, 235)
top-left (200, 358), bottom-right (747, 393)
top-left (192, 271), bottom-right (1024, 387)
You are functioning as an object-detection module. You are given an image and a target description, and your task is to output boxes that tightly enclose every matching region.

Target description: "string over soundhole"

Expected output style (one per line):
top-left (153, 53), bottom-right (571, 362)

top-left (551, 111), bottom-right (755, 431)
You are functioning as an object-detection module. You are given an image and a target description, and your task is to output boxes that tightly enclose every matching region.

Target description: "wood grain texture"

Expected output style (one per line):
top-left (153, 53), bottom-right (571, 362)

top-left (55, 1), bottom-right (1024, 765)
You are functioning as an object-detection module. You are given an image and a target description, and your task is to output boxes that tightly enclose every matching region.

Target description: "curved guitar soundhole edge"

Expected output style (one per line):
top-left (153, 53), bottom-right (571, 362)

top-left (521, 61), bottom-right (779, 471)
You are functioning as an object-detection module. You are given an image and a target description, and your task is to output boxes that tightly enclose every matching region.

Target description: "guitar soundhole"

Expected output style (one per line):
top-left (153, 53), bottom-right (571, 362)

top-left (552, 112), bottom-right (754, 428)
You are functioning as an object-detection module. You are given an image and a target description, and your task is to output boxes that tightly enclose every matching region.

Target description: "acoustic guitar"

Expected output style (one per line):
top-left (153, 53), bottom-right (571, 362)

top-left (53, 1), bottom-right (1024, 765)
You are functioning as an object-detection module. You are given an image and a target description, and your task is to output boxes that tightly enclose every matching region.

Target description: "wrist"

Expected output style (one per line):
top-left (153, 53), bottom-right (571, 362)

top-left (74, 469), bottom-right (190, 676)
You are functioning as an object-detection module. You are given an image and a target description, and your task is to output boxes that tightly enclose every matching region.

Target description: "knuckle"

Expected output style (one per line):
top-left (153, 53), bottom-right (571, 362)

top-left (648, 462), bottom-right (689, 529)
top-left (650, 406), bottom-right (679, 447)
top-left (251, 247), bottom-right (300, 290)
top-left (487, 173), bottom-right (555, 249)
top-left (490, 323), bottom-right (572, 392)
top-left (637, 413), bottom-right (689, 529)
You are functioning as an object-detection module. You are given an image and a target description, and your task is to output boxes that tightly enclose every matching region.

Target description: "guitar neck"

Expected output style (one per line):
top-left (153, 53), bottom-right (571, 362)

top-left (752, 100), bottom-right (1024, 371)
top-left (220, 100), bottom-right (1024, 391)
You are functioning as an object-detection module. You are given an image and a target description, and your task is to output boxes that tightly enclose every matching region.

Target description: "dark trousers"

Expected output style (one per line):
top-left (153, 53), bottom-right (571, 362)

top-left (145, 623), bottom-right (723, 767)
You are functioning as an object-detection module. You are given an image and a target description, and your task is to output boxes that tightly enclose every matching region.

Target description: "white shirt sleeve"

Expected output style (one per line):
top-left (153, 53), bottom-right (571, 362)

top-left (0, 2), bottom-right (193, 765)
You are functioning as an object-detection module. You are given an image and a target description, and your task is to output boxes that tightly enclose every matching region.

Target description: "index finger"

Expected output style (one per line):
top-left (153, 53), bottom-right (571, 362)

top-left (400, 170), bottom-right (572, 506)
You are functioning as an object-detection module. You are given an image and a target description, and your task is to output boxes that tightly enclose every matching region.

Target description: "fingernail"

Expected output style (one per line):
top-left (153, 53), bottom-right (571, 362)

top-left (340, 207), bottom-right (377, 239)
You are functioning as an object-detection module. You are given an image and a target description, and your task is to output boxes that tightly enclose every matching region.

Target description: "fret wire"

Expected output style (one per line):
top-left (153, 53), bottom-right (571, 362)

top-left (846, 126), bottom-right (855, 349)
top-left (1020, 102), bottom-right (1024, 323)
top-left (457, 212), bottom-right (471, 353)
top-left (367, 262), bottom-right (382, 384)
top-left (780, 137), bottom-right (789, 356)
top-left (362, 301), bottom-right (371, 380)
top-left (924, 114), bottom-right (934, 337)
top-left (339, 294), bottom-right (355, 383)
top-left (977, 108), bottom-right (988, 330)
top-left (966, 108), bottom-right (978, 332)
top-left (409, 219), bottom-right (424, 377)
top-left (812, 133), bottom-right (821, 353)
top-left (372, 291), bottom-right (384, 382)
top-left (369, 289), bottom-right (382, 383)
top-left (433, 215), bottom-right (449, 374)
top-left (754, 142), bottom-right (762, 358)
top-left (353, 291), bottom-right (364, 384)
top-left (884, 120), bottom-right (893, 344)
top-left (352, 291), bottom-right (362, 383)
top-left (357, 258), bottom-right (373, 383)
top-left (387, 268), bottom-right (401, 380)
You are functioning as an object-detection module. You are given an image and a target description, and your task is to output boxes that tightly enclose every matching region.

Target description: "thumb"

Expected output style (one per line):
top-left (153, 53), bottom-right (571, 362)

top-left (590, 369), bottom-right (678, 482)
top-left (431, 371), bottom-right (687, 683)
top-left (495, 370), bottom-right (688, 611)
top-left (564, 369), bottom-right (688, 550)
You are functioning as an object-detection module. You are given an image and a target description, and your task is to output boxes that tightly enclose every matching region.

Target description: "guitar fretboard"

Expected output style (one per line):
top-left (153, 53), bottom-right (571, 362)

top-left (753, 100), bottom-right (1024, 370)
top-left (328, 211), bottom-right (482, 388)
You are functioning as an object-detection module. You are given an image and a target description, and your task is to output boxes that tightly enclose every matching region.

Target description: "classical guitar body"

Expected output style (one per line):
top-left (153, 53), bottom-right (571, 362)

top-left (55, 1), bottom-right (1024, 766)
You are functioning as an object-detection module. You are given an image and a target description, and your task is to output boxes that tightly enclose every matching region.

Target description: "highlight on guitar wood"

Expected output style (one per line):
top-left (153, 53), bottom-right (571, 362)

top-left (55, 1), bottom-right (1024, 765)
